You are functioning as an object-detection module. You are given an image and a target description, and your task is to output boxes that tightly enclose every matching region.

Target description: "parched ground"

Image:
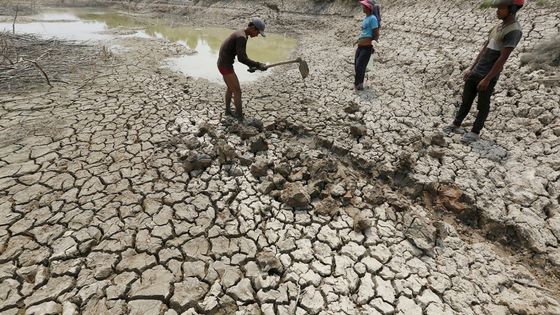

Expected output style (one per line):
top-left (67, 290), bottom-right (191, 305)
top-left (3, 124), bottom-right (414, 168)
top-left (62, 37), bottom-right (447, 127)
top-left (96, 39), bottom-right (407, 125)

top-left (0, 0), bottom-right (559, 314)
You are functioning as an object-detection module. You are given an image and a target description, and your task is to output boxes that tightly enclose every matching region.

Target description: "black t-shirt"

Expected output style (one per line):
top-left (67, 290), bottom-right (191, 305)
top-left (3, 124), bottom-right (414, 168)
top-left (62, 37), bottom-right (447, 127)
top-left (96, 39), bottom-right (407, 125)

top-left (217, 30), bottom-right (260, 69)
top-left (473, 21), bottom-right (522, 76)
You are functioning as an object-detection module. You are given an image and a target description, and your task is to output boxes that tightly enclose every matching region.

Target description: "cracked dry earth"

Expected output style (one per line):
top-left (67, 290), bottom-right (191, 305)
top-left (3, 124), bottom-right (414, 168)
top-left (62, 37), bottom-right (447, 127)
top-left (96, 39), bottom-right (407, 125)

top-left (1, 0), bottom-right (560, 314)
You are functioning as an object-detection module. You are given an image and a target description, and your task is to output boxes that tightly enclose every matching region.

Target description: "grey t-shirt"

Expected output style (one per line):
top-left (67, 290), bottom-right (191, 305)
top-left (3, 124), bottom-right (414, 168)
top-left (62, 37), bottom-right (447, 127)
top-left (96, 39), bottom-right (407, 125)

top-left (473, 21), bottom-right (522, 76)
top-left (217, 30), bottom-right (260, 69)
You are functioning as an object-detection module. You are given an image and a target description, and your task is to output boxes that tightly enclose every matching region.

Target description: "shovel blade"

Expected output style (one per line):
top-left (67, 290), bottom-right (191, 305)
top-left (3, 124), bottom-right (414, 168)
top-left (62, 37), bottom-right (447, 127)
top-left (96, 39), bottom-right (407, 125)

top-left (298, 60), bottom-right (309, 79)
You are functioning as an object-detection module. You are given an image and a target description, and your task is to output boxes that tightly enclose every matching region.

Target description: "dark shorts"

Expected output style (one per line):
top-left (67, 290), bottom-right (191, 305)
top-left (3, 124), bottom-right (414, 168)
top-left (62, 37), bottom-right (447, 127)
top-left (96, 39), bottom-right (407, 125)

top-left (218, 66), bottom-right (235, 75)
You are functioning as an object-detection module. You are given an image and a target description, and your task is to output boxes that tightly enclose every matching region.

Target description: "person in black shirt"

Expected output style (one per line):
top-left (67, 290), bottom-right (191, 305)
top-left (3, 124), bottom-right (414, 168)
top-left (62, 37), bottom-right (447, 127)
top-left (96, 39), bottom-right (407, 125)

top-left (443, 0), bottom-right (524, 143)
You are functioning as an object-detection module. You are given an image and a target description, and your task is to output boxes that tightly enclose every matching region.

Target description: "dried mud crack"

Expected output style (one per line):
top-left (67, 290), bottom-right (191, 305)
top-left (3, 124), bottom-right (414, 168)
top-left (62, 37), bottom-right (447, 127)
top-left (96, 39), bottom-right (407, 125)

top-left (1, 0), bottom-right (560, 314)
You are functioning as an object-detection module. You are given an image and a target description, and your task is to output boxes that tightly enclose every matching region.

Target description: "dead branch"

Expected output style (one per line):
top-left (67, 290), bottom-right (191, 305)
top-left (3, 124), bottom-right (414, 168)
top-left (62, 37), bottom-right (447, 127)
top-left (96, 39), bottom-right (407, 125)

top-left (288, 282), bottom-right (302, 315)
top-left (513, 279), bottom-right (556, 294)
top-left (13, 5), bottom-right (19, 35)
top-left (37, 49), bottom-right (52, 61)
top-left (1, 35), bottom-right (15, 65)
top-left (0, 33), bottom-right (102, 91)
top-left (22, 58), bottom-right (52, 87)
top-left (6, 34), bottom-right (30, 41)
top-left (536, 77), bottom-right (560, 82)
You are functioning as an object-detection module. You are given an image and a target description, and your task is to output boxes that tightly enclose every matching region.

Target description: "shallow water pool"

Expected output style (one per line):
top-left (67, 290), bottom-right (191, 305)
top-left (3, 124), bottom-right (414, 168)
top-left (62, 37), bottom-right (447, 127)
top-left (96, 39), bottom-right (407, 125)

top-left (0, 8), bottom-right (297, 83)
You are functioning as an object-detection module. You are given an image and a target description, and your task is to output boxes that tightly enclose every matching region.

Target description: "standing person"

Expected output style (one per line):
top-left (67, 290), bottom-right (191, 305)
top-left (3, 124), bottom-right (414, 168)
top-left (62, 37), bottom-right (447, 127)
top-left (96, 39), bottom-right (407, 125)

top-left (354, 0), bottom-right (380, 91)
top-left (217, 18), bottom-right (268, 121)
top-left (442, 0), bottom-right (524, 143)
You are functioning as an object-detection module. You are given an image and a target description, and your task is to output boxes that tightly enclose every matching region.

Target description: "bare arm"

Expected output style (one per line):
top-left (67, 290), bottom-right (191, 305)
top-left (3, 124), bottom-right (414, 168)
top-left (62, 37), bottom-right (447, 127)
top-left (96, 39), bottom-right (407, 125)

top-left (236, 37), bottom-right (260, 68)
top-left (373, 28), bottom-right (380, 42)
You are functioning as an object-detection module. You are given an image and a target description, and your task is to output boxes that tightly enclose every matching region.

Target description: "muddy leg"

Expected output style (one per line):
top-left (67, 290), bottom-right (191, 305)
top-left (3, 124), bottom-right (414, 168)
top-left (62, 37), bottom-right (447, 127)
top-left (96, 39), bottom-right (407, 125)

top-left (233, 90), bottom-right (243, 121)
top-left (224, 88), bottom-right (233, 116)
top-left (223, 72), bottom-right (243, 121)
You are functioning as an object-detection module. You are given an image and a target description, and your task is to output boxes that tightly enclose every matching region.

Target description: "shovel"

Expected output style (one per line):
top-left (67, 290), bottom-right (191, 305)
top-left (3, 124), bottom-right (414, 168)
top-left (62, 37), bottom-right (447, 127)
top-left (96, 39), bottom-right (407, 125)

top-left (248, 57), bottom-right (309, 79)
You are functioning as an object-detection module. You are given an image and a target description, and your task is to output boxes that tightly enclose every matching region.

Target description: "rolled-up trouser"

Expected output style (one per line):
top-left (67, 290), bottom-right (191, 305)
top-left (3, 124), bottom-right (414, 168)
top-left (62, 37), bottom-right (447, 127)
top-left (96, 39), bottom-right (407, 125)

top-left (354, 45), bottom-right (373, 87)
top-left (453, 73), bottom-right (499, 134)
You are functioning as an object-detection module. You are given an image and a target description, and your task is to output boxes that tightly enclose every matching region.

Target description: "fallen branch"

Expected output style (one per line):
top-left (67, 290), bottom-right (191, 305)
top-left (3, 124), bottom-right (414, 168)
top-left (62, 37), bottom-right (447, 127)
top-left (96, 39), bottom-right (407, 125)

top-left (1, 33), bottom-right (30, 41)
top-left (0, 37), bottom-right (14, 65)
top-left (1, 53), bottom-right (14, 65)
top-left (289, 282), bottom-right (302, 315)
top-left (37, 49), bottom-right (52, 61)
top-left (22, 58), bottom-right (52, 87)
top-left (1, 33), bottom-right (104, 91)
top-left (513, 279), bottom-right (556, 294)
top-left (536, 77), bottom-right (560, 82)
top-left (51, 79), bottom-right (69, 84)
top-left (0, 65), bottom-right (16, 71)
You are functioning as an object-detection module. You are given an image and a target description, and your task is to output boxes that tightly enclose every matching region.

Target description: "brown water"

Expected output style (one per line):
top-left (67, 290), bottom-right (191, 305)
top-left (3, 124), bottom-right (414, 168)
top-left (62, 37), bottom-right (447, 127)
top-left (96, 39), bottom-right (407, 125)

top-left (0, 8), bottom-right (298, 83)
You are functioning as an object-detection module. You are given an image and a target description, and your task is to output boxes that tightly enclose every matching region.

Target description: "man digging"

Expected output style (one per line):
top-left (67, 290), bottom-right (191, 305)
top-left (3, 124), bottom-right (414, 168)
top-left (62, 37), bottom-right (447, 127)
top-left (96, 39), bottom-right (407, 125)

top-left (217, 17), bottom-right (268, 122)
top-left (442, 0), bottom-right (524, 143)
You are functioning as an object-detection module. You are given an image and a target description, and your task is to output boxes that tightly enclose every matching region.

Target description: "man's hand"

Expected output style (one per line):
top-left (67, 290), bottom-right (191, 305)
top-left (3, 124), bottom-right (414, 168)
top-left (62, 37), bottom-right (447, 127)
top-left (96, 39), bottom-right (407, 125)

top-left (257, 63), bottom-right (268, 71)
top-left (463, 68), bottom-right (472, 81)
top-left (477, 78), bottom-right (490, 91)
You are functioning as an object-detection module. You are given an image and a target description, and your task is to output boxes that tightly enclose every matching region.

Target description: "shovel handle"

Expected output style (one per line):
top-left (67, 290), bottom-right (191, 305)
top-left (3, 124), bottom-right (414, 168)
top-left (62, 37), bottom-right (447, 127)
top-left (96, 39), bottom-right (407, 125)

top-left (247, 58), bottom-right (302, 73)
top-left (265, 58), bottom-right (302, 68)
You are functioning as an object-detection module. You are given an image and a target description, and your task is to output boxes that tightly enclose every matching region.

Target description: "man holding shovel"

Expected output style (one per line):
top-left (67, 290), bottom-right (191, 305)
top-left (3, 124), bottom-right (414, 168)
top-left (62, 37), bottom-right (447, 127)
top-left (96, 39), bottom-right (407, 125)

top-left (217, 17), bottom-right (268, 121)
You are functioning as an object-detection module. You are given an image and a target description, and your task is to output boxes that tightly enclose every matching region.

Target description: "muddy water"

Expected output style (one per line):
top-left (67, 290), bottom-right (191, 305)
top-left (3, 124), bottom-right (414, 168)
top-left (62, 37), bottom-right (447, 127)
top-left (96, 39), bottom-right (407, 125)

top-left (163, 28), bottom-right (297, 83)
top-left (0, 8), bottom-right (297, 83)
top-left (0, 10), bottom-right (112, 41)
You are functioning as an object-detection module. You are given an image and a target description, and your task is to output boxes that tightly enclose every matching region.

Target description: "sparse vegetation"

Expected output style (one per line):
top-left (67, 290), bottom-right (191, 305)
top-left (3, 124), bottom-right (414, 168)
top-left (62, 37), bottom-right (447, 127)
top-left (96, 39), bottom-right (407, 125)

top-left (100, 45), bottom-right (113, 61)
top-left (479, 0), bottom-right (493, 9)
top-left (534, 0), bottom-right (560, 7)
top-left (520, 35), bottom-right (560, 70)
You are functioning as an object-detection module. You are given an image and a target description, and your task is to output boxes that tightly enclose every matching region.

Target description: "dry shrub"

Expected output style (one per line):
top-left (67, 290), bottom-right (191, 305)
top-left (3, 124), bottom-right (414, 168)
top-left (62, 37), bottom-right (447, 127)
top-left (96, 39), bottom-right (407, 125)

top-left (520, 35), bottom-right (560, 70)
top-left (0, 34), bottom-right (14, 65)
